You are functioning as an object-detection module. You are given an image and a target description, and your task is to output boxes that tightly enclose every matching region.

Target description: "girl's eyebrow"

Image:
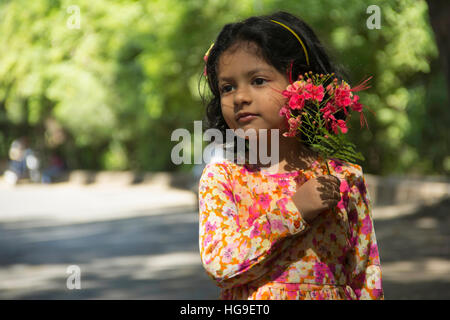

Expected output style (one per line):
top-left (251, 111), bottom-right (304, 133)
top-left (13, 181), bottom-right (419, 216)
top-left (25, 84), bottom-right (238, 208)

top-left (218, 68), bottom-right (274, 82)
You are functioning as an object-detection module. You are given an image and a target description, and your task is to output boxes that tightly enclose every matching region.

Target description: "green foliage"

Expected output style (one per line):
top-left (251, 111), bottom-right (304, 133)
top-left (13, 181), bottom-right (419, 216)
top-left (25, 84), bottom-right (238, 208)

top-left (0, 0), bottom-right (447, 175)
top-left (310, 127), bottom-right (365, 164)
top-left (266, 0), bottom-right (447, 175)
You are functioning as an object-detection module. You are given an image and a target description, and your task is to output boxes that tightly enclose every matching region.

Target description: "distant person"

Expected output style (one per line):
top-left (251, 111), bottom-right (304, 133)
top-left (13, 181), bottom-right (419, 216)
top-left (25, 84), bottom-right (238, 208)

top-left (4, 137), bottom-right (41, 185)
top-left (197, 12), bottom-right (383, 300)
top-left (41, 154), bottom-right (66, 183)
top-left (7, 138), bottom-right (27, 179)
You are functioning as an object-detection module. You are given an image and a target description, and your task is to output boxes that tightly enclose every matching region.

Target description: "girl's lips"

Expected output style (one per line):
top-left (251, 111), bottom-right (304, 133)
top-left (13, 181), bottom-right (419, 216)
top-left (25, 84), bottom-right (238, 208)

top-left (237, 114), bottom-right (258, 123)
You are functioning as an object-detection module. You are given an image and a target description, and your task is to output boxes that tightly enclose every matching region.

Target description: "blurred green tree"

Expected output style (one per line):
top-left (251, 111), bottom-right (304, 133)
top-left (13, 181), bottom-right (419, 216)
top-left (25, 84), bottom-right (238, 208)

top-left (0, 0), bottom-right (447, 176)
top-left (267, 0), bottom-right (448, 175)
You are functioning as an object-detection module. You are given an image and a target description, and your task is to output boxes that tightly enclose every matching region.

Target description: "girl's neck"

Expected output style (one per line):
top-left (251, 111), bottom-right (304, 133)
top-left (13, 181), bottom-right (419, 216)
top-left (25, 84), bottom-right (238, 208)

top-left (246, 132), bottom-right (319, 174)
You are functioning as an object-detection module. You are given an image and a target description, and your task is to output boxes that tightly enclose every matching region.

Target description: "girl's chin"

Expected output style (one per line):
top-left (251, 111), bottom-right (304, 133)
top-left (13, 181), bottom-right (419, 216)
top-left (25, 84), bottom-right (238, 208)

top-left (234, 128), bottom-right (279, 141)
top-left (230, 120), bottom-right (281, 135)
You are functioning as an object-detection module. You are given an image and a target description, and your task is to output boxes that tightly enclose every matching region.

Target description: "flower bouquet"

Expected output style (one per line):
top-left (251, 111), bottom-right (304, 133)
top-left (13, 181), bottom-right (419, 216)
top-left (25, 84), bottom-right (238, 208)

top-left (278, 69), bottom-right (375, 175)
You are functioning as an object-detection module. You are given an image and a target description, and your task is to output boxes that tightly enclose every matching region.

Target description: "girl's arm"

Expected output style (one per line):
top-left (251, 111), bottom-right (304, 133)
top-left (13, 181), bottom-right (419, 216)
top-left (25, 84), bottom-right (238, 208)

top-left (346, 166), bottom-right (384, 300)
top-left (198, 161), bottom-right (310, 289)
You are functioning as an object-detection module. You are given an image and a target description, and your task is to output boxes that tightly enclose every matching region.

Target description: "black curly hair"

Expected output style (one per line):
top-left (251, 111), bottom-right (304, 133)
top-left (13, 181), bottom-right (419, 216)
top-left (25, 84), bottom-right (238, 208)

top-left (199, 11), bottom-right (349, 163)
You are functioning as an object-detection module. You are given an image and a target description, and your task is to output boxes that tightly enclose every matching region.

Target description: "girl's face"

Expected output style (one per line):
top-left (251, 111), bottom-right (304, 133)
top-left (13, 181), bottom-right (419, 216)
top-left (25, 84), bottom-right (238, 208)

top-left (217, 42), bottom-right (290, 136)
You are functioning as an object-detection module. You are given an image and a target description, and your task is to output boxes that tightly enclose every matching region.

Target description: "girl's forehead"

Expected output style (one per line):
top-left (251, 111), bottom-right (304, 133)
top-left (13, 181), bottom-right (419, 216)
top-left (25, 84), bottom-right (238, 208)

top-left (217, 43), bottom-right (273, 78)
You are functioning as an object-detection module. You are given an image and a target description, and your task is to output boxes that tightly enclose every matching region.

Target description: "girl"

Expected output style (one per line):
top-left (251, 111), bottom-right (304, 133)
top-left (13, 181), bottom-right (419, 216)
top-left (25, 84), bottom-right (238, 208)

top-left (198, 11), bottom-right (384, 300)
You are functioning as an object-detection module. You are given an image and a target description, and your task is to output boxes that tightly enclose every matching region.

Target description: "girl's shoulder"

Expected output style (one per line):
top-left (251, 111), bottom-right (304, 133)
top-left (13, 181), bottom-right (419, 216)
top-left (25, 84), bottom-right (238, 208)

top-left (199, 157), bottom-right (242, 180)
top-left (200, 154), bottom-right (368, 186)
top-left (327, 157), bottom-right (365, 182)
top-left (327, 158), bottom-right (372, 200)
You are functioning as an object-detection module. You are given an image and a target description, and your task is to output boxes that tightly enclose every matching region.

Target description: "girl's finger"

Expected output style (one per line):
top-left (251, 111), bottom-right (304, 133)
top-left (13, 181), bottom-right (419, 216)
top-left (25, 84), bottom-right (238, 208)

top-left (324, 177), bottom-right (340, 189)
top-left (334, 191), bottom-right (342, 201)
top-left (317, 175), bottom-right (338, 184)
top-left (328, 175), bottom-right (341, 185)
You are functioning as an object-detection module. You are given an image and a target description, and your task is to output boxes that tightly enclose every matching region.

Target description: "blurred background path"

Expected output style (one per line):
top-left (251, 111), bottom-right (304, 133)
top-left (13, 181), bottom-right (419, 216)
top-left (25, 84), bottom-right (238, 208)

top-left (1, 0), bottom-right (449, 301)
top-left (0, 177), bottom-right (448, 299)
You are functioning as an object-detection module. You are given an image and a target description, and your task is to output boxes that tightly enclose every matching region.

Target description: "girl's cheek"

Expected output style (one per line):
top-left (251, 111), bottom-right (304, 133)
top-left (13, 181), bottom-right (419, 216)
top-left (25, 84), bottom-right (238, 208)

top-left (222, 111), bottom-right (236, 130)
top-left (221, 101), bottom-right (236, 122)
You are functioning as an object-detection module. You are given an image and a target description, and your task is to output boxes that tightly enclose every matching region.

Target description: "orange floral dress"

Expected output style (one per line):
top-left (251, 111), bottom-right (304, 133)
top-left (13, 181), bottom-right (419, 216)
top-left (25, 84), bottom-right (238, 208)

top-left (198, 154), bottom-right (384, 300)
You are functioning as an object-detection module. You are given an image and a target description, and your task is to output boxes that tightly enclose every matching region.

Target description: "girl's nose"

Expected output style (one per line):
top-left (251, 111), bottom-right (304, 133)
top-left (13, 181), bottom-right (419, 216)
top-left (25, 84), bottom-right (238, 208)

top-left (234, 86), bottom-right (252, 107)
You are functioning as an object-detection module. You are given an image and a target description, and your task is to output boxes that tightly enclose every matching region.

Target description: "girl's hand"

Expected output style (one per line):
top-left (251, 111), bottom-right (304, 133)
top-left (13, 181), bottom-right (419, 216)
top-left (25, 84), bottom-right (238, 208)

top-left (292, 175), bottom-right (341, 223)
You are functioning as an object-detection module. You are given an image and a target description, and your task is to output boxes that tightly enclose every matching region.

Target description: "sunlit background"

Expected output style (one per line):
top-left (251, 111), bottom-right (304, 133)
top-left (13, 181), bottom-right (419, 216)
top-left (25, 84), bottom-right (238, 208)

top-left (0, 0), bottom-right (448, 299)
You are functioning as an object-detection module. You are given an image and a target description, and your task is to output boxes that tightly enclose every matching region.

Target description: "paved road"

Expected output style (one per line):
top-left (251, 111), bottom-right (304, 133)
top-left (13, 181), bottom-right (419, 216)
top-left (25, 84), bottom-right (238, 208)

top-left (0, 183), bottom-right (448, 299)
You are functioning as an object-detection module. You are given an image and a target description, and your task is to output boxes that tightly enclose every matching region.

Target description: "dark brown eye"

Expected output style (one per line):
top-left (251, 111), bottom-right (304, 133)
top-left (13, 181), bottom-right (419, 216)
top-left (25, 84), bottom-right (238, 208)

top-left (221, 85), bottom-right (233, 93)
top-left (253, 78), bottom-right (267, 85)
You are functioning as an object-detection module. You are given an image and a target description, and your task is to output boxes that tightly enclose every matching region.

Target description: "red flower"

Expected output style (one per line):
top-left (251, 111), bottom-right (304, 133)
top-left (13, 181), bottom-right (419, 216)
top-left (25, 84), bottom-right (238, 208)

top-left (349, 94), bottom-right (374, 129)
top-left (307, 84), bottom-right (325, 103)
top-left (331, 119), bottom-right (348, 134)
top-left (302, 83), bottom-right (313, 100)
top-left (283, 117), bottom-right (301, 137)
top-left (326, 83), bottom-right (334, 95)
top-left (334, 82), bottom-right (353, 108)
top-left (279, 106), bottom-right (290, 118)
top-left (320, 102), bottom-right (337, 121)
top-left (324, 114), bottom-right (336, 132)
top-left (277, 72), bottom-right (373, 157)
top-left (288, 93), bottom-right (306, 110)
top-left (350, 95), bottom-right (363, 112)
top-left (283, 81), bottom-right (304, 97)
top-left (282, 90), bottom-right (292, 98)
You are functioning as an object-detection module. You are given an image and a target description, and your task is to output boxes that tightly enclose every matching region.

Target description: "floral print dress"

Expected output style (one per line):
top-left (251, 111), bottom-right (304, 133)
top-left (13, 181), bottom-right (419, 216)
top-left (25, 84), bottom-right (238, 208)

top-left (198, 154), bottom-right (384, 300)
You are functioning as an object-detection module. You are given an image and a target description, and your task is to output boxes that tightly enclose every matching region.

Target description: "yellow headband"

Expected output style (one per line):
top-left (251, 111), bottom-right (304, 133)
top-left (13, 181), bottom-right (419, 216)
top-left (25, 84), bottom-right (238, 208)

top-left (203, 20), bottom-right (310, 77)
top-left (270, 19), bottom-right (310, 66)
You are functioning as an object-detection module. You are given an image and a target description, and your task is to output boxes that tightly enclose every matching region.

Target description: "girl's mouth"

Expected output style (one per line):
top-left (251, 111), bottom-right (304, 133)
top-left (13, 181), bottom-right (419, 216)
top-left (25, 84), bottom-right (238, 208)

top-left (236, 113), bottom-right (259, 123)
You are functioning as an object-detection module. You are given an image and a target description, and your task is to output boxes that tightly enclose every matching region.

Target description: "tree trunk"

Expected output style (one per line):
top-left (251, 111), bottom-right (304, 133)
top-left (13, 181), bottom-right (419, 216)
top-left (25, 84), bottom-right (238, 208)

top-left (426, 0), bottom-right (450, 98)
